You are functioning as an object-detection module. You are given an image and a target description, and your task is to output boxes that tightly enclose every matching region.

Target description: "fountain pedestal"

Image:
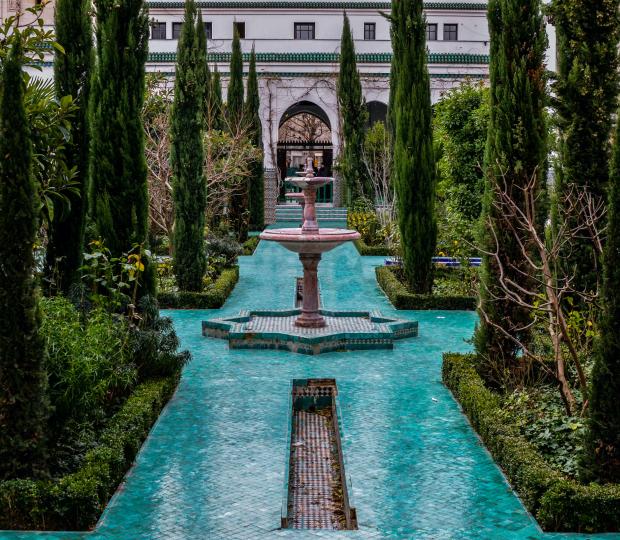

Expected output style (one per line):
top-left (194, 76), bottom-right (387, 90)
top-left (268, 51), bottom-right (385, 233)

top-left (296, 253), bottom-right (323, 328)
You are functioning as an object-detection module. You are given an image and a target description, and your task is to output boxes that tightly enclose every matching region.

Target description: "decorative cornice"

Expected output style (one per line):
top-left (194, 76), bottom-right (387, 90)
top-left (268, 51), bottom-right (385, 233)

top-left (148, 51), bottom-right (489, 64)
top-left (147, 1), bottom-right (487, 10)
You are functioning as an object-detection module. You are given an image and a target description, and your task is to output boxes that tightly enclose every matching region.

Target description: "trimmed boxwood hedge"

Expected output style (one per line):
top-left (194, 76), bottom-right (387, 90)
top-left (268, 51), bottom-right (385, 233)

top-left (354, 238), bottom-right (390, 256)
top-left (376, 266), bottom-right (476, 310)
top-left (442, 353), bottom-right (620, 533)
top-left (0, 376), bottom-right (178, 530)
top-left (158, 265), bottom-right (239, 309)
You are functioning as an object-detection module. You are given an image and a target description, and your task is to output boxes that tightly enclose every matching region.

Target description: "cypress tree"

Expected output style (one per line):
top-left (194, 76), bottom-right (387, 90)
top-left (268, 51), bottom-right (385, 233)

top-left (196, 10), bottom-right (211, 122)
top-left (551, 0), bottom-right (620, 297)
top-left (337, 13), bottom-right (370, 201)
top-left (583, 115), bottom-right (620, 483)
top-left (390, 0), bottom-right (436, 294)
top-left (170, 0), bottom-right (207, 291)
top-left (227, 26), bottom-right (248, 240)
top-left (209, 67), bottom-right (224, 131)
top-left (46, 0), bottom-right (92, 294)
top-left (245, 46), bottom-right (264, 231)
top-left (227, 26), bottom-right (244, 128)
top-left (0, 43), bottom-right (49, 480)
top-left (474, 0), bottom-right (547, 372)
top-left (89, 0), bottom-right (154, 295)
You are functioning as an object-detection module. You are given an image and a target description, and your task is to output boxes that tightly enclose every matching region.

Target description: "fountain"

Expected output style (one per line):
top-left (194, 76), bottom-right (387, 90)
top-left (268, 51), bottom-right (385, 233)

top-left (260, 158), bottom-right (360, 328)
top-left (201, 156), bottom-right (418, 355)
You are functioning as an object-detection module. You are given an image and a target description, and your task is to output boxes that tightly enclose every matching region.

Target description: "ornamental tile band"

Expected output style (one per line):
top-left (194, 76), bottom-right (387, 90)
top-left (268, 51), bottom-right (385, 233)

top-left (147, 1), bottom-right (487, 10)
top-left (147, 51), bottom-right (490, 64)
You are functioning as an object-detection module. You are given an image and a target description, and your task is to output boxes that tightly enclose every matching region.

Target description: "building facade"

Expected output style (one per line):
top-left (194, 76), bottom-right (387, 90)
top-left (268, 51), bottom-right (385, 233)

top-left (2, 0), bottom-right (556, 218)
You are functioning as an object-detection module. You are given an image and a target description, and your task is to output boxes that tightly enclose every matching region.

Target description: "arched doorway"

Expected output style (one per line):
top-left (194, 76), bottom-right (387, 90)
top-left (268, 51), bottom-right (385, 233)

top-left (366, 100), bottom-right (388, 127)
top-left (277, 101), bottom-right (333, 203)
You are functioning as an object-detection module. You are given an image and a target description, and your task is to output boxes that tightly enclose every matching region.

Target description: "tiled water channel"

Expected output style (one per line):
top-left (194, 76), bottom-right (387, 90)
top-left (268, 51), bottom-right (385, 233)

top-left (2, 228), bottom-right (619, 539)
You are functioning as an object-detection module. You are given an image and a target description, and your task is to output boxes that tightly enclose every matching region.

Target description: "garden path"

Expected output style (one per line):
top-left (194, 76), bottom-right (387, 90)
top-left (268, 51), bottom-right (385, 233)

top-left (2, 230), bottom-right (618, 540)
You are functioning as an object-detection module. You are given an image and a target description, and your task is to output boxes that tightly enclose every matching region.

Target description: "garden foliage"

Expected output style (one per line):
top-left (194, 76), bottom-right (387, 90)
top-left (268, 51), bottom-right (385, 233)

top-left (0, 43), bottom-right (50, 481)
top-left (443, 354), bottom-right (620, 532)
top-left (583, 112), bottom-right (620, 483)
top-left (89, 0), bottom-right (154, 295)
top-left (475, 0), bottom-right (547, 374)
top-left (46, 0), bottom-right (92, 294)
top-left (227, 27), bottom-right (249, 241)
top-left (337, 13), bottom-right (370, 201)
top-left (390, 0), bottom-right (436, 294)
top-left (245, 47), bottom-right (264, 231)
top-left (171, 0), bottom-right (208, 292)
top-left (551, 0), bottom-right (620, 297)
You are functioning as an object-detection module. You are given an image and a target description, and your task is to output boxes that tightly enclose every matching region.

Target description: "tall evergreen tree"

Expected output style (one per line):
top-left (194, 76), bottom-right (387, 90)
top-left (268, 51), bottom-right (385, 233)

top-left (89, 0), bottom-right (154, 295)
top-left (551, 0), bottom-right (620, 297)
top-left (227, 26), bottom-right (248, 240)
top-left (0, 43), bottom-right (49, 480)
top-left (583, 115), bottom-right (620, 483)
top-left (390, 0), bottom-right (436, 293)
top-left (245, 46), bottom-right (264, 231)
top-left (227, 26), bottom-right (244, 128)
top-left (46, 0), bottom-right (92, 294)
top-left (196, 10), bottom-right (211, 121)
top-left (209, 67), bottom-right (224, 131)
top-left (474, 0), bottom-right (547, 372)
top-left (170, 0), bottom-right (207, 291)
top-left (337, 13), bottom-right (370, 201)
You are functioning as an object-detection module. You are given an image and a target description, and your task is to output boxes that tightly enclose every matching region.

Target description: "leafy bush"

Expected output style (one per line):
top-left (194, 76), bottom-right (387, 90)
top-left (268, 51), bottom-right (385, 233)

top-left (501, 387), bottom-right (586, 477)
top-left (242, 236), bottom-right (260, 256)
top-left (376, 266), bottom-right (476, 310)
top-left (41, 297), bottom-right (135, 437)
top-left (0, 377), bottom-right (177, 530)
top-left (158, 266), bottom-right (239, 309)
top-left (443, 353), bottom-right (620, 532)
top-left (205, 234), bottom-right (242, 280)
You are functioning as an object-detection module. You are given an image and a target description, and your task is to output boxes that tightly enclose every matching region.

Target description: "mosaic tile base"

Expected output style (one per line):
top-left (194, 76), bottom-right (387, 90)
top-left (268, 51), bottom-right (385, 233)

top-left (202, 309), bottom-right (418, 355)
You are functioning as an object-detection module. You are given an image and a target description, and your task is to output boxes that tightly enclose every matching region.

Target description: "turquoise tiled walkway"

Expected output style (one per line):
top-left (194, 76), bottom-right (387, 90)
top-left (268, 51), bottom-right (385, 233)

top-left (2, 237), bottom-right (619, 540)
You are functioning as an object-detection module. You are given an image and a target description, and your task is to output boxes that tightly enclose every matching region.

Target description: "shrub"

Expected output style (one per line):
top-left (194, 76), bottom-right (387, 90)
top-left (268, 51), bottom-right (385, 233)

top-left (443, 353), bottom-right (620, 532)
top-left (376, 266), bottom-right (476, 310)
top-left (158, 266), bottom-right (239, 309)
top-left (242, 236), bottom-right (260, 256)
top-left (41, 297), bottom-right (135, 434)
top-left (353, 238), bottom-right (390, 256)
top-left (0, 377), bottom-right (177, 530)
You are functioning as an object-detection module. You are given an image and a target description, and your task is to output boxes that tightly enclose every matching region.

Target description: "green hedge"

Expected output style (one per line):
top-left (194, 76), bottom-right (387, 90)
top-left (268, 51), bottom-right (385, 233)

top-left (442, 353), bottom-right (620, 532)
top-left (158, 266), bottom-right (239, 309)
top-left (0, 376), bottom-right (178, 530)
top-left (376, 266), bottom-right (476, 310)
top-left (242, 236), bottom-right (260, 256)
top-left (354, 239), bottom-right (390, 256)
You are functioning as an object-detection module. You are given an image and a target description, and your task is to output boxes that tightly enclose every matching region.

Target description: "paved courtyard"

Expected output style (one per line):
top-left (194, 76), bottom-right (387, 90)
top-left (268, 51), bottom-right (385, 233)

top-left (1, 236), bottom-right (618, 539)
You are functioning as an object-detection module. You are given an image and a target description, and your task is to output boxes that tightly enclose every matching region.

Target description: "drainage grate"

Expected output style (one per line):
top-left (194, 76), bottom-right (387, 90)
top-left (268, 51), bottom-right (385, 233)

top-left (282, 379), bottom-right (357, 530)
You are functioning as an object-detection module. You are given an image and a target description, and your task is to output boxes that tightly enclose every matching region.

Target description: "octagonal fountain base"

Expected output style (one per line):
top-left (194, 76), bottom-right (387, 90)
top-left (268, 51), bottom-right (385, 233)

top-left (202, 309), bottom-right (418, 355)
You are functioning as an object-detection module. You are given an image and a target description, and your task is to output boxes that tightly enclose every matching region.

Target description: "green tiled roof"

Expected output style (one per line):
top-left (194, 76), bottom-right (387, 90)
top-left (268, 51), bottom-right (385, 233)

top-left (148, 51), bottom-right (489, 64)
top-left (147, 1), bottom-right (487, 9)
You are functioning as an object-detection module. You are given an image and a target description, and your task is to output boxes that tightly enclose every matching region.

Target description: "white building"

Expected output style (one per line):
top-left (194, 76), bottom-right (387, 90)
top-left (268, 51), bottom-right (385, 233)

top-left (2, 0), bottom-right (556, 218)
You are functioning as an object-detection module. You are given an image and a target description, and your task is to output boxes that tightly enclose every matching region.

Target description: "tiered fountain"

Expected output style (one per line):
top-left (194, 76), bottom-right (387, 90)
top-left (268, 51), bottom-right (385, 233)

top-left (260, 159), bottom-right (360, 328)
top-left (202, 157), bottom-right (418, 355)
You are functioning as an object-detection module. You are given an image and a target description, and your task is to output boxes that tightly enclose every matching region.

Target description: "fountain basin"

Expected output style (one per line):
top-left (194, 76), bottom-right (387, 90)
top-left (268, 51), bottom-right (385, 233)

top-left (260, 228), bottom-right (360, 254)
top-left (286, 177), bottom-right (332, 190)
